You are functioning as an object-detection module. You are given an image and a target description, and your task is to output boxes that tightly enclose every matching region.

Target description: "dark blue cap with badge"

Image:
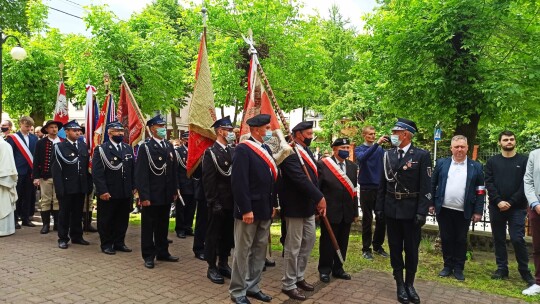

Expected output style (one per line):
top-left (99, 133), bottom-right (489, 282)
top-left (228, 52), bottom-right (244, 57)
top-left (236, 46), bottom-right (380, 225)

top-left (107, 120), bottom-right (124, 130)
top-left (246, 114), bottom-right (271, 127)
top-left (292, 121), bottom-right (313, 133)
top-left (211, 116), bottom-right (233, 129)
top-left (392, 118), bottom-right (417, 134)
top-left (146, 114), bottom-right (166, 127)
top-left (332, 138), bottom-right (350, 147)
top-left (64, 120), bottom-right (81, 130)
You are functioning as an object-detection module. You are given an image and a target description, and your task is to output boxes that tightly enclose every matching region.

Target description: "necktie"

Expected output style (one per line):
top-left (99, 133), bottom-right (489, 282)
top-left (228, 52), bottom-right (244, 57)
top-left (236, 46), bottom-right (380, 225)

top-left (398, 149), bottom-right (404, 160)
top-left (161, 141), bottom-right (166, 150)
top-left (73, 142), bottom-right (78, 150)
top-left (117, 144), bottom-right (121, 153)
top-left (262, 143), bottom-right (270, 153)
top-left (339, 162), bottom-right (344, 172)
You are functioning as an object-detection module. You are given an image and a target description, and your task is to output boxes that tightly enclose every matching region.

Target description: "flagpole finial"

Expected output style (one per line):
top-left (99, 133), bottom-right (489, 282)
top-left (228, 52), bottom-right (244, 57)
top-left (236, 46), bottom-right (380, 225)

top-left (59, 62), bottom-right (65, 81)
top-left (201, 7), bottom-right (207, 27)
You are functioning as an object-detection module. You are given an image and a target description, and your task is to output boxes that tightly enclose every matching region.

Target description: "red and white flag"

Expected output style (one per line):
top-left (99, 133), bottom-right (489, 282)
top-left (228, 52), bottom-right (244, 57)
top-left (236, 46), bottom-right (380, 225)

top-left (117, 81), bottom-right (145, 147)
top-left (54, 82), bottom-right (69, 124)
top-left (84, 84), bottom-right (98, 155)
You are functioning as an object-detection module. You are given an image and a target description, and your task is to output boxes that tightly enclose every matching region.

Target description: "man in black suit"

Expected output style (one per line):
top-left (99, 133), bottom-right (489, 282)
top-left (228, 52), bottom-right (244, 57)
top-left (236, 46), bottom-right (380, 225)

top-left (175, 131), bottom-right (196, 238)
top-left (203, 116), bottom-right (236, 284)
top-left (92, 121), bottom-right (135, 255)
top-left (135, 115), bottom-right (179, 269)
top-left (279, 121), bottom-right (326, 301)
top-left (376, 118), bottom-right (432, 304)
top-left (51, 120), bottom-right (92, 249)
top-left (317, 138), bottom-right (358, 282)
top-left (229, 114), bottom-right (277, 304)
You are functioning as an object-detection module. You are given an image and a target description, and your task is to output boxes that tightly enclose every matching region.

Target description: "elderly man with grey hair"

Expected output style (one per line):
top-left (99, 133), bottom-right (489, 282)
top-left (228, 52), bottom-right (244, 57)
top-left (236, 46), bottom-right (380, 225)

top-left (430, 135), bottom-right (485, 282)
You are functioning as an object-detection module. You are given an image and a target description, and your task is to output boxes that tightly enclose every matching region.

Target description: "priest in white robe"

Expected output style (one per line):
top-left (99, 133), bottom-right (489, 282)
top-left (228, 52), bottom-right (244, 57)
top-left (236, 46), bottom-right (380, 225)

top-left (0, 136), bottom-right (18, 236)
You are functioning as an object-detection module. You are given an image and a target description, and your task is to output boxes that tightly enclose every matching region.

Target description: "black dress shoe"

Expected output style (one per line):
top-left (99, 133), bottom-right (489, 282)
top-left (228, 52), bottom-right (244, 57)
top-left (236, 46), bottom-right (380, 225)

top-left (454, 270), bottom-right (465, 281)
top-left (333, 271), bottom-right (352, 280)
top-left (247, 290), bottom-right (272, 302)
top-left (320, 273), bottom-right (330, 283)
top-left (72, 239), bottom-right (90, 245)
top-left (405, 285), bottom-right (420, 304)
top-left (207, 268), bottom-right (225, 284)
top-left (438, 267), bottom-right (453, 277)
top-left (167, 239), bottom-right (173, 244)
top-left (176, 231), bottom-right (186, 238)
top-left (397, 284), bottom-right (410, 304)
top-left (264, 258), bottom-right (276, 267)
top-left (297, 280), bottom-right (314, 291)
top-left (144, 259), bottom-right (155, 269)
top-left (40, 224), bottom-right (50, 234)
top-left (157, 255), bottom-right (179, 262)
top-left (218, 264), bottom-right (232, 278)
top-left (282, 288), bottom-right (306, 301)
top-left (15, 222), bottom-right (21, 229)
top-left (230, 295), bottom-right (251, 304)
top-left (22, 221), bottom-right (36, 227)
top-left (114, 245), bottom-right (132, 252)
top-left (102, 248), bottom-right (116, 255)
top-left (58, 241), bottom-right (68, 249)
top-left (194, 252), bottom-right (205, 261)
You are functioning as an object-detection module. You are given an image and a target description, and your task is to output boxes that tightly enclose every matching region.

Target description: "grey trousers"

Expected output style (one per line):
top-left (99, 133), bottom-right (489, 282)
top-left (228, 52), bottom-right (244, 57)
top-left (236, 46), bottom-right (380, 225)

top-left (282, 215), bottom-right (316, 290)
top-left (229, 218), bottom-right (271, 298)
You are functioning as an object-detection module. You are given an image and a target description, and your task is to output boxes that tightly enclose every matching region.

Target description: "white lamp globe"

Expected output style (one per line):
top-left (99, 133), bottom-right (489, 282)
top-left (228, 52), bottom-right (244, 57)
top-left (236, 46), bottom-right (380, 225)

top-left (10, 46), bottom-right (27, 61)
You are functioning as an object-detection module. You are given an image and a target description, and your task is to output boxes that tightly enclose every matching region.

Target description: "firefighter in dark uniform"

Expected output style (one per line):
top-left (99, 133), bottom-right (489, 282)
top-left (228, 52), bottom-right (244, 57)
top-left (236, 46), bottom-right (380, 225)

top-left (317, 138), bottom-right (359, 282)
top-left (174, 131), bottom-right (196, 238)
top-left (135, 115), bottom-right (179, 269)
top-left (51, 120), bottom-right (92, 249)
top-left (92, 121), bottom-right (135, 255)
top-left (375, 118), bottom-right (432, 304)
top-left (203, 116), bottom-right (236, 284)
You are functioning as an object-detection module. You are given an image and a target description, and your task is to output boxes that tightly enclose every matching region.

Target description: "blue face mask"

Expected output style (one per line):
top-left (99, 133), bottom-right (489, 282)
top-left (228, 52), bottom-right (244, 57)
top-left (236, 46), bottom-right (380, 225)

top-left (226, 132), bottom-right (236, 143)
top-left (156, 127), bottom-right (167, 139)
top-left (390, 134), bottom-right (402, 146)
top-left (111, 135), bottom-right (124, 143)
top-left (262, 130), bottom-right (273, 142)
top-left (338, 150), bottom-right (349, 160)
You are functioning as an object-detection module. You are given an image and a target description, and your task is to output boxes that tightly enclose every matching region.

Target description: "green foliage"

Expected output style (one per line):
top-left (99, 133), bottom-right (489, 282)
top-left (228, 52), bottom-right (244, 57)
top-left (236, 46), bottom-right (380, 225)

top-left (0, 0), bottom-right (29, 33)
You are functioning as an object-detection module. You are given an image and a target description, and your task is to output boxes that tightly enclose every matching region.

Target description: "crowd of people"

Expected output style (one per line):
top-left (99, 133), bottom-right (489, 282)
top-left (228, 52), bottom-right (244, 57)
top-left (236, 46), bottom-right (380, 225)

top-left (1, 114), bottom-right (540, 303)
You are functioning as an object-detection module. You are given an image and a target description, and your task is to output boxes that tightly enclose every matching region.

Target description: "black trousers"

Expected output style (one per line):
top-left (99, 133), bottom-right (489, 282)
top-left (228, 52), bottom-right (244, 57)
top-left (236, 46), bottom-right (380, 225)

top-left (97, 197), bottom-right (131, 250)
top-left (193, 197), bottom-right (208, 254)
top-left (15, 173), bottom-right (34, 221)
top-left (205, 208), bottom-right (234, 267)
top-left (57, 193), bottom-right (85, 243)
top-left (436, 207), bottom-right (470, 271)
top-left (175, 194), bottom-right (195, 233)
top-left (386, 217), bottom-right (421, 276)
top-left (360, 189), bottom-right (386, 252)
top-left (141, 204), bottom-right (170, 260)
top-left (318, 220), bottom-right (351, 275)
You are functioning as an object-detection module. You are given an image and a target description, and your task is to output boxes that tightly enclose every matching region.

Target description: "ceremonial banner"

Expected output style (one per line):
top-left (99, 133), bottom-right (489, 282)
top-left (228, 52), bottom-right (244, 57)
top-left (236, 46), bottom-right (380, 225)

top-left (94, 93), bottom-right (116, 146)
top-left (84, 85), bottom-right (98, 154)
top-left (118, 81), bottom-right (145, 147)
top-left (186, 28), bottom-right (217, 177)
top-left (54, 82), bottom-right (69, 139)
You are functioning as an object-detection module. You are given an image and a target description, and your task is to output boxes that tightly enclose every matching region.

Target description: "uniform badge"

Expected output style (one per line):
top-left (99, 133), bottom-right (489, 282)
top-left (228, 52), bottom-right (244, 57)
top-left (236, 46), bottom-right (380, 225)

top-left (427, 167), bottom-right (432, 177)
top-left (70, 153), bottom-right (75, 156)
top-left (114, 157), bottom-right (118, 160)
top-left (425, 193), bottom-right (432, 200)
top-left (109, 145), bottom-right (113, 149)
top-left (225, 161), bottom-right (229, 165)
top-left (159, 157), bottom-right (163, 160)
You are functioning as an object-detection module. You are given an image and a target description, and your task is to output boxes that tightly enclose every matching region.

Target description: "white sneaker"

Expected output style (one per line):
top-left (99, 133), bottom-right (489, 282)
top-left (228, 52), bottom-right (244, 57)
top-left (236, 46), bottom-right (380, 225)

top-left (523, 283), bottom-right (540, 295)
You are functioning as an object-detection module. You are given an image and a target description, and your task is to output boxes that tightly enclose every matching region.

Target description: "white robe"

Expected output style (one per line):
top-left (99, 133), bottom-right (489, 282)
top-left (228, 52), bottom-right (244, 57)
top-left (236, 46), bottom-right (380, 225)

top-left (0, 137), bottom-right (18, 236)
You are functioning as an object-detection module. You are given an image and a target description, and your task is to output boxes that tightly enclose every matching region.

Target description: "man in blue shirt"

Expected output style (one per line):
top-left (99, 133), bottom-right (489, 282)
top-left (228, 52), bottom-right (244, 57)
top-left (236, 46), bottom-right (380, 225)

top-left (354, 125), bottom-right (389, 260)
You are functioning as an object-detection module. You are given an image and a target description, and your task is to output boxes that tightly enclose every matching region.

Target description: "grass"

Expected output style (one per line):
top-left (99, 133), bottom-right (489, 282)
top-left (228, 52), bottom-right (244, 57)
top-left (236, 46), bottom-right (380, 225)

top-left (129, 215), bottom-right (540, 302)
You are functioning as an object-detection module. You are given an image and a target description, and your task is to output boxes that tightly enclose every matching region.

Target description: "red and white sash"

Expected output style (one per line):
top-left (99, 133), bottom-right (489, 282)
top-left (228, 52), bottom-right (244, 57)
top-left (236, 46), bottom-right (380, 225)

top-left (321, 157), bottom-right (355, 198)
top-left (295, 144), bottom-right (317, 177)
top-left (8, 134), bottom-right (33, 168)
top-left (243, 140), bottom-right (278, 181)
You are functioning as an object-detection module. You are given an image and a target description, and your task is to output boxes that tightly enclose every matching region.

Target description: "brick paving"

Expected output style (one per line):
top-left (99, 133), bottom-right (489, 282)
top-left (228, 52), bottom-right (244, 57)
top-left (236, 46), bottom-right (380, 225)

top-left (0, 222), bottom-right (529, 304)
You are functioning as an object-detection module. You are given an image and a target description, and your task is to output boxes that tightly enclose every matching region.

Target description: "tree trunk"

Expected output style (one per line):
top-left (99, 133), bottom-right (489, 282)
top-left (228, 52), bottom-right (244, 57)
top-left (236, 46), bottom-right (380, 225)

top-left (31, 110), bottom-right (45, 129)
top-left (170, 107), bottom-right (178, 139)
top-left (232, 98), bottom-right (240, 126)
top-left (454, 112), bottom-right (480, 147)
top-left (221, 105), bottom-right (225, 118)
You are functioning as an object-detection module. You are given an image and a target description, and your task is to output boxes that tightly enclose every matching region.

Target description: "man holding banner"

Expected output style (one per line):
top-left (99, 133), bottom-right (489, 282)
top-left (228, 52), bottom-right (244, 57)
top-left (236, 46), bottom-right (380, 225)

top-left (6, 116), bottom-right (38, 228)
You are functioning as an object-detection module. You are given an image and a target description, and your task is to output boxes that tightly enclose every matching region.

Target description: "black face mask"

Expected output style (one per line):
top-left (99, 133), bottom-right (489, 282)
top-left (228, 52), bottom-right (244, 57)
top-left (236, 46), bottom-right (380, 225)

top-left (1, 127), bottom-right (8, 133)
top-left (303, 138), bottom-right (312, 147)
top-left (112, 135), bottom-right (124, 143)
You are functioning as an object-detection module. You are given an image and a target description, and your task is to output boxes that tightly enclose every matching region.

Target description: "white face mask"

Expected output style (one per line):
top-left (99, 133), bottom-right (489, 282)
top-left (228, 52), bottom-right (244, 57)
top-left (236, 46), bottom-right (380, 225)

top-left (390, 134), bottom-right (402, 146)
top-left (226, 132), bottom-right (236, 143)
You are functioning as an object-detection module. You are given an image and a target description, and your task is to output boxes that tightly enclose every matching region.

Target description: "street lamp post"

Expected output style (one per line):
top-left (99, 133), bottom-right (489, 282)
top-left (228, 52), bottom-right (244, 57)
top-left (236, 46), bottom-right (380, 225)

top-left (0, 30), bottom-right (27, 120)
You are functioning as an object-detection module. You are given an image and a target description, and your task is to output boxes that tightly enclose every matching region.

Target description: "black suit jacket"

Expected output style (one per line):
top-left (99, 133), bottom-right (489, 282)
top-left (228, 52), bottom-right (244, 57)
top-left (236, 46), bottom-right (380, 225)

top-left (6, 131), bottom-right (38, 176)
top-left (278, 146), bottom-right (324, 218)
top-left (176, 145), bottom-right (195, 195)
top-left (318, 156), bottom-right (359, 224)
top-left (92, 141), bottom-right (135, 199)
top-left (376, 144), bottom-right (432, 220)
top-left (202, 142), bottom-right (234, 210)
top-left (33, 137), bottom-right (58, 180)
top-left (51, 140), bottom-right (92, 196)
top-left (135, 138), bottom-right (178, 206)
top-left (231, 138), bottom-right (277, 220)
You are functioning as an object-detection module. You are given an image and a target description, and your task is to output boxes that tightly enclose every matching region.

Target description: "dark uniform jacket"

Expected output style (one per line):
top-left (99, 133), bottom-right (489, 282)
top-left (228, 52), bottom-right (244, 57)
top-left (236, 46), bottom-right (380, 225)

top-left (278, 145), bottom-right (324, 218)
top-left (135, 138), bottom-right (178, 206)
top-left (317, 156), bottom-right (359, 224)
top-left (33, 137), bottom-right (61, 180)
top-left (6, 131), bottom-right (38, 176)
top-left (432, 157), bottom-right (485, 219)
top-left (202, 142), bottom-right (234, 210)
top-left (231, 138), bottom-right (277, 221)
top-left (176, 145), bottom-right (195, 195)
top-left (51, 140), bottom-right (92, 196)
top-left (92, 141), bottom-right (135, 199)
top-left (376, 145), bottom-right (432, 220)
